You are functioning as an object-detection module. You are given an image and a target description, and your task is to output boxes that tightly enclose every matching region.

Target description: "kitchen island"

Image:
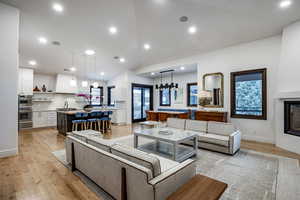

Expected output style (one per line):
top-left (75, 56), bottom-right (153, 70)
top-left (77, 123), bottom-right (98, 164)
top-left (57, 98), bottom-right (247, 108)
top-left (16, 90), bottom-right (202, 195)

top-left (57, 109), bottom-right (113, 135)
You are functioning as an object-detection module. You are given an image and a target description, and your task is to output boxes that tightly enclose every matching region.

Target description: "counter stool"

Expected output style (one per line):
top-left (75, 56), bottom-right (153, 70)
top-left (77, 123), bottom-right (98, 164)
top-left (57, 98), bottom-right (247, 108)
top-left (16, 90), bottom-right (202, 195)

top-left (72, 112), bottom-right (88, 131)
top-left (99, 111), bottom-right (112, 133)
top-left (87, 112), bottom-right (102, 132)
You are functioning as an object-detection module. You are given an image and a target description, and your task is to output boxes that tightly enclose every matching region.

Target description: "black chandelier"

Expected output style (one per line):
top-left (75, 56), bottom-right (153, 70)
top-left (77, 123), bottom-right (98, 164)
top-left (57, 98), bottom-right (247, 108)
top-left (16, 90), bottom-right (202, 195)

top-left (155, 69), bottom-right (178, 90)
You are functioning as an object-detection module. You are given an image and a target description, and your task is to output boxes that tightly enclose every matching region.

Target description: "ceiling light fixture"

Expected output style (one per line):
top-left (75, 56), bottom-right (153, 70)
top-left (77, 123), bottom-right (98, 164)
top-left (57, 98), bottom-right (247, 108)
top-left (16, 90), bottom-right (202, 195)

top-left (100, 72), bottom-right (105, 76)
top-left (38, 37), bottom-right (48, 44)
top-left (28, 60), bottom-right (37, 66)
top-left (120, 57), bottom-right (126, 63)
top-left (155, 70), bottom-right (179, 90)
top-left (279, 0), bottom-right (292, 8)
top-left (81, 81), bottom-right (88, 88)
top-left (188, 26), bottom-right (197, 34)
top-left (93, 82), bottom-right (99, 88)
top-left (151, 72), bottom-right (155, 76)
top-left (180, 66), bottom-right (185, 70)
top-left (144, 43), bottom-right (151, 50)
top-left (70, 67), bottom-right (76, 72)
top-left (109, 26), bottom-right (118, 34)
top-left (85, 49), bottom-right (95, 56)
top-left (70, 79), bottom-right (77, 87)
top-left (52, 3), bottom-right (64, 12)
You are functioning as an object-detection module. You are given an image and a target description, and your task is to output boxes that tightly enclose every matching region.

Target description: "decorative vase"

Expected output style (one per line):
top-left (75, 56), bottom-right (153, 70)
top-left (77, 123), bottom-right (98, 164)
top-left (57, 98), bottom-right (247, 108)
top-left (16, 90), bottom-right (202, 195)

top-left (33, 86), bottom-right (40, 92)
top-left (83, 105), bottom-right (93, 112)
top-left (42, 85), bottom-right (47, 92)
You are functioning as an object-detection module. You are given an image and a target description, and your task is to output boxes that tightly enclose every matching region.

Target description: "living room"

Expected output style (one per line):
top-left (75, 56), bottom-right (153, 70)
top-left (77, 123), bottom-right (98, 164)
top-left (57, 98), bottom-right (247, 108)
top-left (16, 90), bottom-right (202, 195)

top-left (1, 0), bottom-right (300, 200)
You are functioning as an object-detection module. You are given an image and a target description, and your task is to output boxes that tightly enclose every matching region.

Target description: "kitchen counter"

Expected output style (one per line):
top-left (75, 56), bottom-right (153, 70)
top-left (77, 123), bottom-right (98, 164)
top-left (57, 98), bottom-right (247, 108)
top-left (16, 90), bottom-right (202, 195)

top-left (56, 109), bottom-right (117, 115)
top-left (56, 109), bottom-right (115, 135)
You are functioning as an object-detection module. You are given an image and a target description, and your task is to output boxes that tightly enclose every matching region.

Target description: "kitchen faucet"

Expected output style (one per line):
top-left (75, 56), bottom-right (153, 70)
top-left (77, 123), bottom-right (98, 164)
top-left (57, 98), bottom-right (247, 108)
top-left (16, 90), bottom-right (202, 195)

top-left (64, 101), bottom-right (69, 109)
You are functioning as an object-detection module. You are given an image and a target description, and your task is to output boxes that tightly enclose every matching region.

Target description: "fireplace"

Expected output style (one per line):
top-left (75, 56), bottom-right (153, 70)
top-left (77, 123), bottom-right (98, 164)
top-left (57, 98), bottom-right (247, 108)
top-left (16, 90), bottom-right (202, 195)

top-left (284, 101), bottom-right (300, 137)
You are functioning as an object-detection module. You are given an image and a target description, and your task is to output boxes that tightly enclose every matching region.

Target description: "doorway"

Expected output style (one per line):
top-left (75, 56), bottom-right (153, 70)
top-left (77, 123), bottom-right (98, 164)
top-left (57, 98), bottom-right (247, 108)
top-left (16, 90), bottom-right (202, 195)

top-left (132, 83), bottom-right (153, 122)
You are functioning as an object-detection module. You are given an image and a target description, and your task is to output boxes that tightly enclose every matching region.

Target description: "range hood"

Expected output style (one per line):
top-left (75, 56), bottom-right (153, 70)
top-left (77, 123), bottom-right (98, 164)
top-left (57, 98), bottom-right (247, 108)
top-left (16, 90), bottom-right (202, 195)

top-left (55, 74), bottom-right (78, 94)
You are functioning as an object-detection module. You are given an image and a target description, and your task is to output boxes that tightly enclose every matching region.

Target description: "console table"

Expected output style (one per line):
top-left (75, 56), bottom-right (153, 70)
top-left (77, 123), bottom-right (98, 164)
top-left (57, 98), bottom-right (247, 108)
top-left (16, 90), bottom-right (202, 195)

top-left (146, 111), bottom-right (189, 122)
top-left (195, 111), bottom-right (228, 122)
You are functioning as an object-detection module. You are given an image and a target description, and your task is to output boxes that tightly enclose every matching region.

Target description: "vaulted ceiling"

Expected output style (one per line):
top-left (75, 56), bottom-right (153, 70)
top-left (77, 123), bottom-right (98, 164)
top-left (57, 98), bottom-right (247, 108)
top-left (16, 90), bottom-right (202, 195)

top-left (1, 0), bottom-right (300, 80)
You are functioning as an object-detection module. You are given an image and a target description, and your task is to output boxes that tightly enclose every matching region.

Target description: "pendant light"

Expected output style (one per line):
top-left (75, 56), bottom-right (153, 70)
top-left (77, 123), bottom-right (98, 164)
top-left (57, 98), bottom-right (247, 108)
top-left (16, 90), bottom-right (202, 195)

top-left (155, 70), bottom-right (178, 90)
top-left (92, 56), bottom-right (99, 88)
top-left (81, 55), bottom-right (88, 88)
top-left (69, 52), bottom-right (77, 87)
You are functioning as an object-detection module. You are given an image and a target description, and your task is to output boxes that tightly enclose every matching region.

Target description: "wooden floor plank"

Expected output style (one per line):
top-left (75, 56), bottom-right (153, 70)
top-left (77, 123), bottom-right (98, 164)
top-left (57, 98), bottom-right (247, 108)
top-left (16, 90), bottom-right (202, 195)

top-left (0, 125), bottom-right (299, 200)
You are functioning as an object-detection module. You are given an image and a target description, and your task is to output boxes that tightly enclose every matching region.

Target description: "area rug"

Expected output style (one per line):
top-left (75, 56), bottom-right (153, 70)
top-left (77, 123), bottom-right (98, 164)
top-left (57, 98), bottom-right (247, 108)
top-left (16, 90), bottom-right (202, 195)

top-left (52, 135), bottom-right (300, 200)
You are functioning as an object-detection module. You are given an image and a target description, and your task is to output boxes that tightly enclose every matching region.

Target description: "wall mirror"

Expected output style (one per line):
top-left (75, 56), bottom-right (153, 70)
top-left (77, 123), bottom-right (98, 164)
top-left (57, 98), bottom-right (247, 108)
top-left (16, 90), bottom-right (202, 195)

top-left (202, 72), bottom-right (224, 108)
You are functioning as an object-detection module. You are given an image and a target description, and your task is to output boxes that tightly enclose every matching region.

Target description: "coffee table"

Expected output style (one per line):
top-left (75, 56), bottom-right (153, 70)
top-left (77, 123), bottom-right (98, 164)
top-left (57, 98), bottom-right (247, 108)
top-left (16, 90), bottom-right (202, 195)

top-left (134, 128), bottom-right (198, 162)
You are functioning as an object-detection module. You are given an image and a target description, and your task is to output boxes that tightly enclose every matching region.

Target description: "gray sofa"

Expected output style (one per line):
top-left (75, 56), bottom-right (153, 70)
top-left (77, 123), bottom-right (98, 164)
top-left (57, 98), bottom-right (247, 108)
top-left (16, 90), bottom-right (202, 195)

top-left (166, 118), bottom-right (241, 155)
top-left (65, 134), bottom-right (196, 200)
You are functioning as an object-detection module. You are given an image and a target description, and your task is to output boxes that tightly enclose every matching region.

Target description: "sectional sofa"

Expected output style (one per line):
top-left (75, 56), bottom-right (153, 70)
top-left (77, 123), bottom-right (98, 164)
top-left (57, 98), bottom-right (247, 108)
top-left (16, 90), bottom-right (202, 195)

top-left (65, 134), bottom-right (196, 200)
top-left (166, 118), bottom-right (241, 155)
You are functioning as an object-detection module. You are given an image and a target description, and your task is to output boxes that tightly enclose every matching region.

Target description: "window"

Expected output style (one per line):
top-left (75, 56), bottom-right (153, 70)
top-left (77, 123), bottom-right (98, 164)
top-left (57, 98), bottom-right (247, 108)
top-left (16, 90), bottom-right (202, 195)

top-left (107, 86), bottom-right (115, 106)
top-left (231, 68), bottom-right (267, 120)
top-left (159, 88), bottom-right (171, 106)
top-left (90, 86), bottom-right (103, 106)
top-left (187, 83), bottom-right (198, 107)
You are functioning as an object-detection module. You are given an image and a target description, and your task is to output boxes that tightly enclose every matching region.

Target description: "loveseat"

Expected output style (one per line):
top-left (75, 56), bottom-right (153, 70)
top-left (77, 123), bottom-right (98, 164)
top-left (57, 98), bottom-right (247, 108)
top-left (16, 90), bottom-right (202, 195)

top-left (166, 118), bottom-right (241, 155)
top-left (65, 134), bottom-right (196, 200)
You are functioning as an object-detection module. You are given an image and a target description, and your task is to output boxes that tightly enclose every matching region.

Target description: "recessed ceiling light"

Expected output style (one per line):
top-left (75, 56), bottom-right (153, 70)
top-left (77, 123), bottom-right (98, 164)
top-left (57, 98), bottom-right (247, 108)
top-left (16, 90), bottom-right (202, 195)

top-left (100, 72), bottom-right (105, 76)
top-left (52, 3), bottom-right (64, 13)
top-left (179, 16), bottom-right (189, 22)
top-left (188, 26), bottom-right (197, 34)
top-left (85, 49), bottom-right (95, 56)
top-left (38, 37), bottom-right (48, 44)
top-left (109, 26), bottom-right (118, 34)
top-left (144, 43), bottom-right (151, 50)
top-left (120, 57), bottom-right (126, 63)
top-left (151, 72), bottom-right (155, 75)
top-left (28, 60), bottom-right (37, 66)
top-left (70, 67), bottom-right (76, 72)
top-left (52, 41), bottom-right (61, 46)
top-left (180, 66), bottom-right (185, 70)
top-left (279, 0), bottom-right (292, 8)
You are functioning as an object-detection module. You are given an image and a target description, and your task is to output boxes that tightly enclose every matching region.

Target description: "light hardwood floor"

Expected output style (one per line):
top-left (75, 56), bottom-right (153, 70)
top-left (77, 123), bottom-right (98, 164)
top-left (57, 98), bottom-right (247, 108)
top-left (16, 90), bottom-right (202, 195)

top-left (0, 125), bottom-right (299, 200)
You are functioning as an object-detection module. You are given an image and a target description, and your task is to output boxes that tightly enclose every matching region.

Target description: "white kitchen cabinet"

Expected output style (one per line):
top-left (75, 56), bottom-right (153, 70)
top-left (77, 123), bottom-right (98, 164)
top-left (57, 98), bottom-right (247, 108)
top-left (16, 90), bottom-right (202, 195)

top-left (111, 109), bottom-right (126, 124)
top-left (55, 74), bottom-right (78, 94)
top-left (47, 111), bottom-right (57, 127)
top-left (112, 87), bottom-right (127, 101)
top-left (18, 68), bottom-right (33, 95)
top-left (33, 111), bottom-right (57, 128)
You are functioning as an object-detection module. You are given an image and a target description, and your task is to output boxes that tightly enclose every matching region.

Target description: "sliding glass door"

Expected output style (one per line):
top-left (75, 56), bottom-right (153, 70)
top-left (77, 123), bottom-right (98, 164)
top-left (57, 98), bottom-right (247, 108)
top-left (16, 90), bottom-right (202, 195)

top-left (132, 84), bottom-right (153, 122)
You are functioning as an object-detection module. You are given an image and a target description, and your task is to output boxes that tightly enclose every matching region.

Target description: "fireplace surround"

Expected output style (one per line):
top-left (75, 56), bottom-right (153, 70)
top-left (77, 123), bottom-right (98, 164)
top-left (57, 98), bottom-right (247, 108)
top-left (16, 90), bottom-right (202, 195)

top-left (284, 101), bottom-right (300, 137)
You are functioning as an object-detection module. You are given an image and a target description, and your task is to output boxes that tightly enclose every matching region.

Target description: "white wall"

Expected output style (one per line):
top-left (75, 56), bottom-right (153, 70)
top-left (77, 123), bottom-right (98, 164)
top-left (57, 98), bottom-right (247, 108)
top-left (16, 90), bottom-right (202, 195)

top-left (136, 36), bottom-right (282, 144)
top-left (0, 3), bottom-right (19, 158)
top-left (196, 36), bottom-right (281, 143)
top-left (154, 72), bottom-right (197, 110)
top-left (275, 21), bottom-right (300, 154)
top-left (108, 71), bottom-right (154, 124)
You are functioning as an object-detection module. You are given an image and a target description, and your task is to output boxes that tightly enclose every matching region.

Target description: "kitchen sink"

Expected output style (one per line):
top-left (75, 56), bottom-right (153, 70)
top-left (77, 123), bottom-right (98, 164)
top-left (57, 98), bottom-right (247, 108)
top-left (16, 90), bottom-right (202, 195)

top-left (56, 108), bottom-right (77, 111)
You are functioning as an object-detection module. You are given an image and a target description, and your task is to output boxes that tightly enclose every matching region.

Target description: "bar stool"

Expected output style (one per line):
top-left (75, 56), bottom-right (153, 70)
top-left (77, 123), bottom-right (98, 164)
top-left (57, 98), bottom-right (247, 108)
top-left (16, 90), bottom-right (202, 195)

top-left (99, 111), bottom-right (112, 133)
top-left (72, 112), bottom-right (88, 131)
top-left (87, 112), bottom-right (102, 132)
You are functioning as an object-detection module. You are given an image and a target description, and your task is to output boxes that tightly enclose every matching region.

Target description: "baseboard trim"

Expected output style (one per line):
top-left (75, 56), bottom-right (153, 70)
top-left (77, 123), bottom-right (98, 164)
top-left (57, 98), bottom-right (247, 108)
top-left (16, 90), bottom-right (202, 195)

top-left (0, 148), bottom-right (18, 158)
top-left (242, 135), bottom-right (274, 144)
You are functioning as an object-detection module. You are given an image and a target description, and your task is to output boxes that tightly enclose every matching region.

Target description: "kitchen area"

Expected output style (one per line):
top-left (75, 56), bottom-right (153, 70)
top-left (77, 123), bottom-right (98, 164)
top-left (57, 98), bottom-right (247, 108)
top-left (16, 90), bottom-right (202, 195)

top-left (18, 68), bottom-right (127, 134)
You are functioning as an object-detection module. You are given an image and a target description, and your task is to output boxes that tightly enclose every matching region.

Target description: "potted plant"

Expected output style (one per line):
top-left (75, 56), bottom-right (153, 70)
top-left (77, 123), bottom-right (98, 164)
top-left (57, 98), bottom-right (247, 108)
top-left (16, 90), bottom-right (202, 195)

top-left (76, 93), bottom-right (93, 112)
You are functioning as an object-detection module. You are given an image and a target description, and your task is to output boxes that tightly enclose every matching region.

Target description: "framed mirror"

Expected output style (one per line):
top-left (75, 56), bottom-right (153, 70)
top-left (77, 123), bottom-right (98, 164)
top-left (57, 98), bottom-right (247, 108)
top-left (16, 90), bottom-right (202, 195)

top-left (201, 72), bottom-right (224, 108)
